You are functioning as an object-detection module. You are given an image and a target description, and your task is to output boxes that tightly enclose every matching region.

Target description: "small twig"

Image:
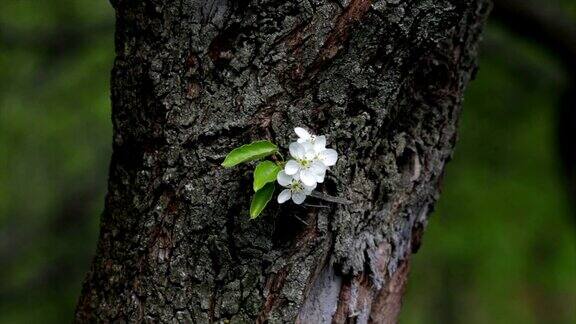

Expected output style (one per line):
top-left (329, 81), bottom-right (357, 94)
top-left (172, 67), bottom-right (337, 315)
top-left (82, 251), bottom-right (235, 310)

top-left (302, 203), bottom-right (331, 208)
top-left (291, 214), bottom-right (309, 225)
top-left (309, 191), bottom-right (352, 204)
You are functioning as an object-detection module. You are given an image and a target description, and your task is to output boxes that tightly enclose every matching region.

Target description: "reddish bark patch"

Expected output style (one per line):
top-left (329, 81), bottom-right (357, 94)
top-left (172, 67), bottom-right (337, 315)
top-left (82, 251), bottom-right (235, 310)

top-left (369, 260), bottom-right (410, 324)
top-left (332, 275), bottom-right (353, 323)
top-left (330, 241), bottom-right (411, 323)
top-left (257, 267), bottom-right (290, 323)
top-left (208, 24), bottom-right (243, 67)
top-left (307, 0), bottom-right (373, 77)
top-left (187, 82), bottom-right (201, 99)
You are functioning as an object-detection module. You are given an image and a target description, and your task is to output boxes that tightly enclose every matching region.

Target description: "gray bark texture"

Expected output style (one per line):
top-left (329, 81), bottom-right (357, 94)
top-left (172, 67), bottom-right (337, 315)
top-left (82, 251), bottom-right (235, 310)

top-left (76, 0), bottom-right (489, 322)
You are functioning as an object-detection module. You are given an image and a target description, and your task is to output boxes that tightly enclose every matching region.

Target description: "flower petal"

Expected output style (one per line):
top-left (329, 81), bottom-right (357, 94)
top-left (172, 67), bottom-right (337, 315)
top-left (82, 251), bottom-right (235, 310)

top-left (320, 149), bottom-right (338, 166)
top-left (304, 149), bottom-right (316, 161)
top-left (303, 183), bottom-right (316, 193)
top-left (301, 142), bottom-right (314, 154)
top-left (314, 170), bottom-right (326, 183)
top-left (277, 171), bottom-right (293, 187)
top-left (310, 160), bottom-right (327, 174)
top-left (285, 160), bottom-right (300, 175)
top-left (313, 135), bottom-right (326, 152)
top-left (292, 192), bottom-right (307, 204)
top-left (300, 169), bottom-right (317, 187)
top-left (289, 142), bottom-right (305, 159)
top-left (294, 127), bottom-right (310, 140)
top-left (293, 172), bottom-right (300, 180)
top-left (277, 189), bottom-right (292, 203)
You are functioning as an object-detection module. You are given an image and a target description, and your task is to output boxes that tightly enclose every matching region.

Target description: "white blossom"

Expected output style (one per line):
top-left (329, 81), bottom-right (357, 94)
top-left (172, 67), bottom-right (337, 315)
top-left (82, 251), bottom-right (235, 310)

top-left (294, 127), bottom-right (326, 153)
top-left (294, 127), bottom-right (338, 167)
top-left (284, 142), bottom-right (327, 186)
top-left (276, 171), bottom-right (316, 204)
top-left (315, 148), bottom-right (338, 167)
top-left (276, 127), bottom-right (339, 204)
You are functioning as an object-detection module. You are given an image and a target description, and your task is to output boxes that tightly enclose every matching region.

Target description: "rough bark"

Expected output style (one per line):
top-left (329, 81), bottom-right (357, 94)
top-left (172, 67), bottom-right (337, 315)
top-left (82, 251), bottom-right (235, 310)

top-left (76, 0), bottom-right (489, 322)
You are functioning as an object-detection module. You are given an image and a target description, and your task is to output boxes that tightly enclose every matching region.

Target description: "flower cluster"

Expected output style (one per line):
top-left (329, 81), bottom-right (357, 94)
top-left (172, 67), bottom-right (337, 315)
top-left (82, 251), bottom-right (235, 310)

top-left (277, 127), bottom-right (338, 204)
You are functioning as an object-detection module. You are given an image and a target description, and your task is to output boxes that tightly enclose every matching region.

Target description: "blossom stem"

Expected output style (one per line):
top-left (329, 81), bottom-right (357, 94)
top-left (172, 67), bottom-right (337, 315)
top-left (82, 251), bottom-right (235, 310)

top-left (291, 214), bottom-right (309, 225)
top-left (309, 191), bottom-right (352, 205)
top-left (275, 152), bottom-right (285, 162)
top-left (302, 203), bottom-right (330, 208)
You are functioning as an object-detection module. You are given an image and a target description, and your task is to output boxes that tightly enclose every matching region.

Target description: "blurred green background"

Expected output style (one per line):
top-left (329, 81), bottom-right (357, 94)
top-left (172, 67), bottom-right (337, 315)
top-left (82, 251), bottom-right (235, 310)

top-left (0, 1), bottom-right (574, 323)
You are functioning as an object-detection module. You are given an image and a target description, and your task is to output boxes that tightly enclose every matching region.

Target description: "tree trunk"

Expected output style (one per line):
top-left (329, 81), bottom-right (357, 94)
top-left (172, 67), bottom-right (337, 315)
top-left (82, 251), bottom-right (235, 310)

top-left (76, 0), bottom-right (489, 322)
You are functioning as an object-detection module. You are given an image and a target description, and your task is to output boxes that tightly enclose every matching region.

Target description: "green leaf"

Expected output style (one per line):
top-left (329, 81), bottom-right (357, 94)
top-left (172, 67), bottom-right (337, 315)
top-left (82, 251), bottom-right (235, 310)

top-left (253, 161), bottom-right (281, 192)
top-left (250, 183), bottom-right (275, 219)
top-left (221, 140), bottom-right (278, 168)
